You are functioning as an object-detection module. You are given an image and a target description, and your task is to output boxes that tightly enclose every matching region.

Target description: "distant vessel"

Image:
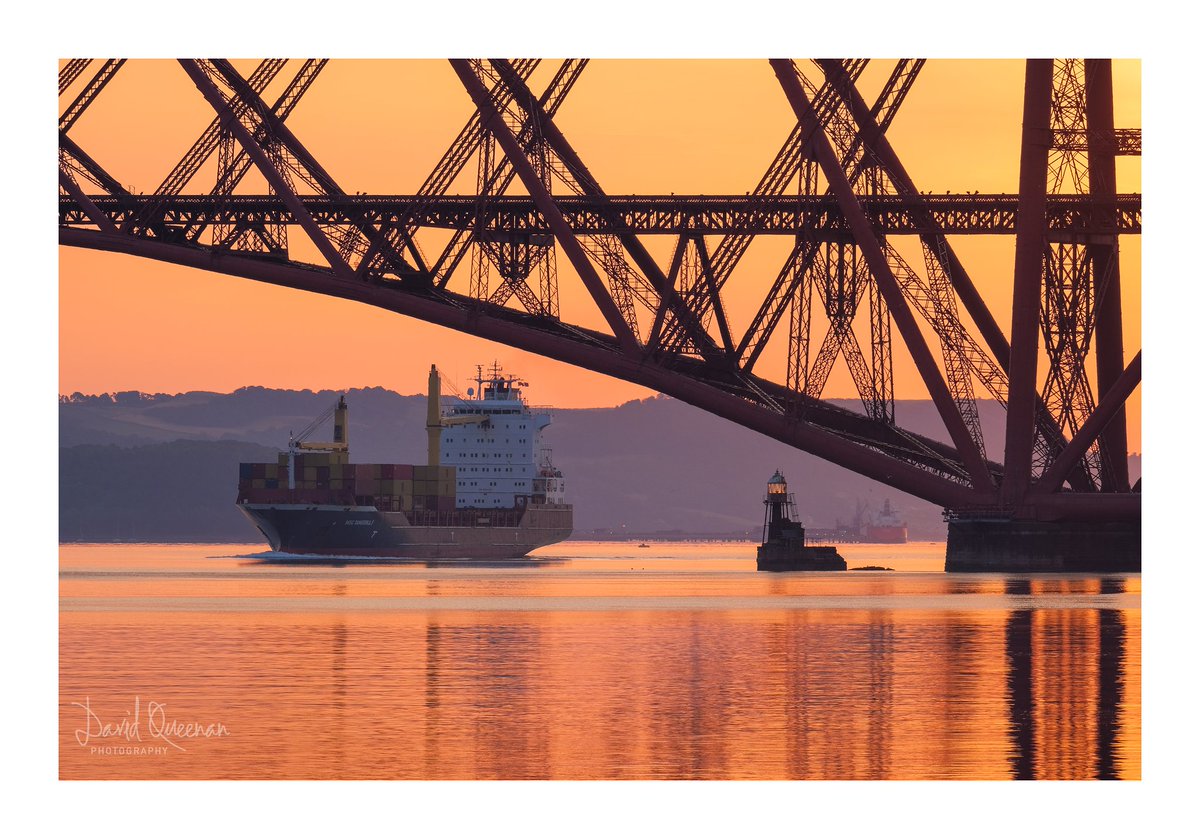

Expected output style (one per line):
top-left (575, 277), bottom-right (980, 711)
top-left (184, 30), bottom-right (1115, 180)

top-left (236, 363), bottom-right (573, 558)
top-left (756, 471), bottom-right (846, 571)
top-left (863, 499), bottom-right (908, 544)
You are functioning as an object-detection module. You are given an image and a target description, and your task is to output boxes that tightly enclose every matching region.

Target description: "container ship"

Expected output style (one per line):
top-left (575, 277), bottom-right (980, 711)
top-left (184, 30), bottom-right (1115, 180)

top-left (236, 364), bottom-right (573, 558)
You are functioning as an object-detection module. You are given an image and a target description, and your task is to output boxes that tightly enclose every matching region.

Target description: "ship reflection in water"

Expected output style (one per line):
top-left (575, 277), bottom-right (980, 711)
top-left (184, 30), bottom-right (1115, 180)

top-left (59, 542), bottom-right (1140, 780)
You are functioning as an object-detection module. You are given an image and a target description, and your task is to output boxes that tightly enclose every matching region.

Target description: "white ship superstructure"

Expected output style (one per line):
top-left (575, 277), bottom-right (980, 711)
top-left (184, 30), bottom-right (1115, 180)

top-left (438, 363), bottom-right (558, 509)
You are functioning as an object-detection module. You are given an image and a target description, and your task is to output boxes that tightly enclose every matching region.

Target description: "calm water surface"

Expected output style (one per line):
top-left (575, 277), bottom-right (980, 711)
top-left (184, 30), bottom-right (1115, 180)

top-left (59, 541), bottom-right (1140, 780)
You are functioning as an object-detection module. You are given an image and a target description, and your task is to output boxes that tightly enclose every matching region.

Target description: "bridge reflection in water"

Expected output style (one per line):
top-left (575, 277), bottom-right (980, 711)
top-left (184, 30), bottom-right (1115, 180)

top-left (58, 545), bottom-right (1139, 780)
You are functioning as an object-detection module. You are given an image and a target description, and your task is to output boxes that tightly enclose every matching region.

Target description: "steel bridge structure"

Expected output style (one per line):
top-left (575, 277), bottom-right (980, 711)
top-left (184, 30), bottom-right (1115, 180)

top-left (58, 58), bottom-right (1142, 567)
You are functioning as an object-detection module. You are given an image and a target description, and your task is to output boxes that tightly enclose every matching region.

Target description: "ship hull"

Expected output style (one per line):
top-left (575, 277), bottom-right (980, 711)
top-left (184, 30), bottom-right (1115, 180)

top-left (238, 503), bottom-right (572, 559)
top-left (863, 525), bottom-right (908, 544)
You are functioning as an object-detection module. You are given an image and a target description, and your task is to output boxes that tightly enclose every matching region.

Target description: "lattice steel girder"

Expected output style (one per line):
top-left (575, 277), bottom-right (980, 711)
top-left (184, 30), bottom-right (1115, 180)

top-left (772, 59), bottom-right (995, 493)
top-left (817, 59), bottom-right (1012, 376)
top-left (488, 59), bottom-right (722, 361)
top-left (372, 59), bottom-right (547, 281)
top-left (60, 193), bottom-right (1141, 235)
top-left (60, 59), bottom-right (125, 134)
top-left (452, 59), bottom-right (639, 352)
top-left (1033, 350), bottom-right (1140, 494)
top-left (180, 60), bottom-right (353, 276)
top-left (60, 225), bottom-right (996, 509)
top-left (819, 59), bottom-right (1090, 491)
top-left (59, 59), bottom-right (93, 95)
top-left (59, 134), bottom-right (127, 197)
top-left (433, 59), bottom-right (581, 286)
top-left (59, 168), bottom-right (117, 234)
top-left (151, 60), bottom-right (288, 201)
top-left (1052, 127), bottom-right (1141, 155)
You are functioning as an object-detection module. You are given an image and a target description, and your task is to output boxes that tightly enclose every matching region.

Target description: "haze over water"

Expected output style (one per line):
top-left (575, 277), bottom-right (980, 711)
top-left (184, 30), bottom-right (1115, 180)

top-left (59, 542), bottom-right (1140, 780)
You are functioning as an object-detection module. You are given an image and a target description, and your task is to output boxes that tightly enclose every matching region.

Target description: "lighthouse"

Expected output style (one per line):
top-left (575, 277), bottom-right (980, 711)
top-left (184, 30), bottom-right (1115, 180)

top-left (756, 470), bottom-right (846, 572)
top-left (763, 469), bottom-right (799, 542)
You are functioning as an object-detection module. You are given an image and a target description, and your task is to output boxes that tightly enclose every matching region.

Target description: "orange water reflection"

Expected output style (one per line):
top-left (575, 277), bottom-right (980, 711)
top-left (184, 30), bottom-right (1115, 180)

top-left (59, 543), bottom-right (1140, 779)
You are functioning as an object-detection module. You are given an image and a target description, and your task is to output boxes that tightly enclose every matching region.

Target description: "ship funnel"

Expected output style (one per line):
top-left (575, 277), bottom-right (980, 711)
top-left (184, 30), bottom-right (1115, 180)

top-left (427, 364), bottom-right (441, 467)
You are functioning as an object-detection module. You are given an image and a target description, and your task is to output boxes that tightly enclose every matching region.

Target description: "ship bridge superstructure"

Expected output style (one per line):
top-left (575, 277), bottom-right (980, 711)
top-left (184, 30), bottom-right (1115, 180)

top-left (439, 365), bottom-right (553, 509)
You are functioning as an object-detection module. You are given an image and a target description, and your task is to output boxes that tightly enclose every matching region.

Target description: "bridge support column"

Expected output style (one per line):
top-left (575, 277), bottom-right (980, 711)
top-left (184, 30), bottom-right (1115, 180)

top-left (944, 517), bottom-right (1140, 572)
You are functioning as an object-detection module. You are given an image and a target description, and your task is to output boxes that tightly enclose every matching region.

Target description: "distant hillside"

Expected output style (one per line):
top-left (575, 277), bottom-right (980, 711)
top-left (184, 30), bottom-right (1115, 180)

top-left (60, 440), bottom-right (278, 542)
top-left (59, 388), bottom-right (1140, 542)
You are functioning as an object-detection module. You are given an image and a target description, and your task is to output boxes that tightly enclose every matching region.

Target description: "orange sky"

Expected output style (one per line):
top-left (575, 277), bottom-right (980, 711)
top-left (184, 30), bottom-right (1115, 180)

top-left (58, 59), bottom-right (1141, 448)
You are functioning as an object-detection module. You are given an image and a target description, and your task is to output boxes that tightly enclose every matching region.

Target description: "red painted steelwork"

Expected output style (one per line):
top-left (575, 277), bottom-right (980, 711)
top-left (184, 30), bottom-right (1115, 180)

top-left (1002, 60), bottom-right (1054, 507)
top-left (60, 226), bottom-right (987, 509)
top-left (1086, 58), bottom-right (1130, 493)
top-left (180, 60), bottom-right (353, 277)
top-left (452, 59), bottom-right (639, 353)
top-left (1032, 351), bottom-right (1140, 494)
top-left (771, 59), bottom-right (994, 493)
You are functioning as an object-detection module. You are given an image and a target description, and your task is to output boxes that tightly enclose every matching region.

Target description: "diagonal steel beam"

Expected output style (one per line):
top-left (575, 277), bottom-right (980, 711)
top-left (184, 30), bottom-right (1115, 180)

top-left (818, 59), bottom-right (1091, 491)
top-left (452, 59), bottom-right (639, 353)
top-left (179, 60), bottom-right (352, 276)
top-left (127, 59), bottom-right (288, 237)
top-left (58, 167), bottom-right (116, 233)
top-left (59, 133), bottom-right (126, 196)
top-left (443, 60), bottom-right (586, 297)
top-left (488, 59), bottom-right (722, 362)
top-left (206, 60), bottom-right (422, 278)
top-left (1033, 350), bottom-right (1139, 494)
top-left (365, 59), bottom-right (546, 282)
top-left (181, 60), bottom-right (327, 244)
top-left (60, 59), bottom-right (125, 134)
top-left (772, 58), bottom-right (994, 492)
top-left (59, 59), bottom-right (93, 95)
top-left (690, 235), bottom-right (734, 356)
top-left (817, 59), bottom-right (1011, 376)
top-left (662, 61), bottom-right (871, 355)
top-left (647, 235), bottom-right (690, 351)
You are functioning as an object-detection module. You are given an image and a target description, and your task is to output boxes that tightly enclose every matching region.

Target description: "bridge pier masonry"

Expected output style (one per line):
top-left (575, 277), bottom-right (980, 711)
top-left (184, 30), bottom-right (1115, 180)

top-left (943, 514), bottom-right (1141, 573)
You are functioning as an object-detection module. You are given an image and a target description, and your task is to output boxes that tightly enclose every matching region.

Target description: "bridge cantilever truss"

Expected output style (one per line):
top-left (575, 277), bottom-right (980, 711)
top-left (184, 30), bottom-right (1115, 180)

top-left (58, 58), bottom-right (1141, 522)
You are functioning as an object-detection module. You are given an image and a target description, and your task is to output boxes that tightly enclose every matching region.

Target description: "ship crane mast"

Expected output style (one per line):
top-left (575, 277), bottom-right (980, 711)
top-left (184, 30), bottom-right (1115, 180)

top-left (286, 394), bottom-right (348, 489)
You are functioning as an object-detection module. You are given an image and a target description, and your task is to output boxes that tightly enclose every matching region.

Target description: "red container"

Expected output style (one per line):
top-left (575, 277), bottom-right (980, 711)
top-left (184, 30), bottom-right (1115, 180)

top-left (394, 464), bottom-right (414, 479)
